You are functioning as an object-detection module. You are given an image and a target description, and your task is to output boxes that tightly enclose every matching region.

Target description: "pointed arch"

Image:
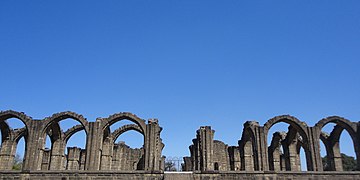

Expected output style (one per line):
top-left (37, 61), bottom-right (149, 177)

top-left (100, 112), bottom-right (146, 135)
top-left (111, 124), bottom-right (143, 143)
top-left (263, 115), bottom-right (314, 171)
top-left (0, 110), bottom-right (31, 131)
top-left (41, 111), bottom-right (89, 135)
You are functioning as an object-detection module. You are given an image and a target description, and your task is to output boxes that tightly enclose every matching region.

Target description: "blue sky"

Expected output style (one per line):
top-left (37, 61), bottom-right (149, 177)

top-left (1, 1), bottom-right (360, 168)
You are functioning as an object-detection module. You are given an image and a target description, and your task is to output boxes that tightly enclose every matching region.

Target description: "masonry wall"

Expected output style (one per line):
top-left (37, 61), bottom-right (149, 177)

top-left (1, 110), bottom-right (360, 179)
top-left (1, 171), bottom-right (360, 180)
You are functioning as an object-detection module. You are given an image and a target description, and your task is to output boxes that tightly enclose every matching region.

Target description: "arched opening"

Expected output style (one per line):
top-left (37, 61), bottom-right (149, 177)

top-left (114, 130), bottom-right (143, 149)
top-left (265, 117), bottom-right (311, 171)
top-left (320, 122), bottom-right (357, 171)
top-left (40, 117), bottom-right (87, 170)
top-left (0, 118), bottom-right (27, 170)
top-left (65, 130), bottom-right (86, 170)
top-left (13, 137), bottom-right (25, 170)
top-left (101, 119), bottom-right (145, 170)
top-left (267, 122), bottom-right (288, 171)
top-left (299, 146), bottom-right (307, 171)
top-left (214, 162), bottom-right (219, 171)
top-left (39, 135), bottom-right (52, 170)
top-left (239, 127), bottom-right (258, 171)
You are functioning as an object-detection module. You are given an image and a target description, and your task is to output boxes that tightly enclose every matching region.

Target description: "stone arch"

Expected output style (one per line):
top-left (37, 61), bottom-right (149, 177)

top-left (315, 117), bottom-right (359, 171)
top-left (268, 131), bottom-right (287, 171)
top-left (111, 124), bottom-right (143, 143)
top-left (0, 111), bottom-right (30, 170)
top-left (40, 112), bottom-right (88, 171)
top-left (0, 110), bottom-right (32, 132)
top-left (13, 128), bottom-right (27, 143)
top-left (100, 112), bottom-right (146, 135)
top-left (315, 116), bottom-right (357, 141)
top-left (100, 117), bottom-right (146, 171)
top-left (263, 115), bottom-right (313, 171)
top-left (263, 115), bottom-right (309, 139)
top-left (64, 125), bottom-right (85, 143)
top-left (41, 111), bottom-right (89, 135)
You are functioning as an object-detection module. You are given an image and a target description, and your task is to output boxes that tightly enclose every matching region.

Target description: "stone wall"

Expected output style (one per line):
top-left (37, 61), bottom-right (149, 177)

top-left (0, 171), bottom-right (360, 180)
top-left (0, 110), bottom-right (164, 172)
top-left (184, 115), bottom-right (360, 172)
top-left (1, 110), bottom-right (360, 179)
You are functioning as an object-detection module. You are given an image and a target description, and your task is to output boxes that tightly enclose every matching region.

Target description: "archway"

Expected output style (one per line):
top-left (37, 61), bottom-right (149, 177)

top-left (0, 117), bottom-right (28, 170)
top-left (319, 122), bottom-right (357, 171)
top-left (39, 112), bottom-right (88, 170)
top-left (100, 119), bottom-right (145, 170)
top-left (264, 115), bottom-right (313, 171)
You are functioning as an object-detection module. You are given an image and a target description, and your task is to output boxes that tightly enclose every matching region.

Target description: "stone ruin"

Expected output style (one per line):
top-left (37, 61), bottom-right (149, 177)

top-left (0, 110), bottom-right (360, 179)
top-left (0, 110), bottom-right (164, 172)
top-left (183, 115), bottom-right (360, 172)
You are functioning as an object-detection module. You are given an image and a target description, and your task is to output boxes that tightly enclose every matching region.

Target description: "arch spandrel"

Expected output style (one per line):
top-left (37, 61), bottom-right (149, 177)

top-left (100, 112), bottom-right (146, 135)
top-left (41, 111), bottom-right (89, 135)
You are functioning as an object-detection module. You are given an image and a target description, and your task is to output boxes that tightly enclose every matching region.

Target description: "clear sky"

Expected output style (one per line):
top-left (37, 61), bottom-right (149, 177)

top-left (1, 0), bottom-right (360, 167)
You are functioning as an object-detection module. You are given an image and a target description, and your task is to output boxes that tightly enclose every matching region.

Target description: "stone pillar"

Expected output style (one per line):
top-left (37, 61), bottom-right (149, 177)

top-left (332, 141), bottom-right (343, 171)
top-left (241, 140), bottom-right (254, 171)
top-left (272, 147), bottom-right (282, 171)
top-left (144, 119), bottom-right (163, 171)
top-left (100, 137), bottom-right (113, 170)
top-left (85, 121), bottom-right (103, 170)
top-left (305, 127), bottom-right (316, 171)
top-left (66, 147), bottom-right (81, 170)
top-left (0, 140), bottom-right (16, 170)
top-left (228, 146), bottom-right (241, 171)
top-left (183, 157), bottom-right (193, 171)
top-left (41, 149), bottom-right (51, 170)
top-left (283, 140), bottom-right (300, 171)
top-left (280, 154), bottom-right (286, 171)
top-left (198, 126), bottom-right (214, 171)
top-left (49, 140), bottom-right (66, 170)
top-left (310, 127), bottom-right (323, 171)
top-left (258, 127), bottom-right (267, 171)
top-left (79, 149), bottom-right (86, 170)
top-left (24, 120), bottom-right (44, 171)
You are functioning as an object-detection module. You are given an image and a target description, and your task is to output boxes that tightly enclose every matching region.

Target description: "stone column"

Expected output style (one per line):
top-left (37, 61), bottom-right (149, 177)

top-left (66, 147), bottom-right (81, 170)
top-left (49, 140), bottom-right (66, 170)
top-left (283, 140), bottom-right (300, 171)
top-left (79, 149), bottom-right (86, 170)
top-left (85, 121), bottom-right (103, 170)
top-left (100, 137), bottom-right (113, 170)
top-left (24, 120), bottom-right (43, 171)
top-left (0, 140), bottom-right (16, 170)
top-left (198, 126), bottom-right (214, 171)
top-left (144, 119), bottom-right (162, 171)
top-left (41, 149), bottom-right (51, 170)
top-left (228, 146), bottom-right (241, 171)
top-left (331, 141), bottom-right (343, 171)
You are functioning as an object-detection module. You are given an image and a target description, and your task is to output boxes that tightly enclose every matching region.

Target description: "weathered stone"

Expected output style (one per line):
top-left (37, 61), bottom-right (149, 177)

top-left (0, 111), bottom-right (360, 179)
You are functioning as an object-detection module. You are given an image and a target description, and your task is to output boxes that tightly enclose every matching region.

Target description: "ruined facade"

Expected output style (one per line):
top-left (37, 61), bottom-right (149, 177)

top-left (1, 110), bottom-right (360, 179)
top-left (183, 115), bottom-right (360, 173)
top-left (0, 110), bottom-right (164, 172)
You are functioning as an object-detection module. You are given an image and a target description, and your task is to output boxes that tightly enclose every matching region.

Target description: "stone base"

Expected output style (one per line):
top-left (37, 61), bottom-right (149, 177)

top-left (1, 171), bottom-right (360, 180)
